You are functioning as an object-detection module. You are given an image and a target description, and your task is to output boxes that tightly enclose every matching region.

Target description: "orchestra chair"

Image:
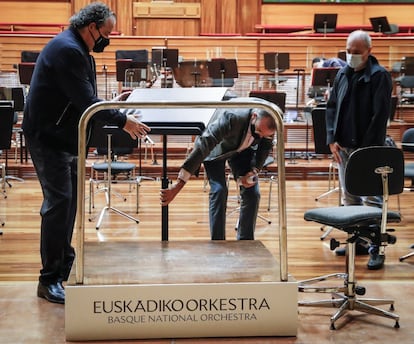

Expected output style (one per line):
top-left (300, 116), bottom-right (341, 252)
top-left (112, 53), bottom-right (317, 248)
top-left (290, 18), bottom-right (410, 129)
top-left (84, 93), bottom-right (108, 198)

top-left (299, 146), bottom-right (403, 330)
top-left (0, 101), bottom-right (20, 191)
top-left (400, 127), bottom-right (414, 192)
top-left (88, 122), bottom-right (140, 230)
top-left (311, 107), bottom-right (342, 240)
top-left (0, 102), bottom-right (15, 230)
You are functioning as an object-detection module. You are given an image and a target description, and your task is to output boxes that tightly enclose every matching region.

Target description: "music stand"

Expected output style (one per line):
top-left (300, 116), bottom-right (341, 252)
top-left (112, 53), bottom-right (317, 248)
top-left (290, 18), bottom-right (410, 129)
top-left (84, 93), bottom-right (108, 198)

top-left (311, 67), bottom-right (340, 87)
top-left (151, 48), bottom-right (179, 69)
top-left (151, 49), bottom-right (179, 88)
top-left (313, 13), bottom-right (337, 35)
top-left (18, 63), bottom-right (35, 85)
top-left (264, 52), bottom-right (289, 90)
top-left (264, 52), bottom-right (289, 73)
top-left (207, 58), bottom-right (238, 87)
top-left (370, 16), bottom-right (391, 33)
top-left (249, 91), bottom-right (286, 114)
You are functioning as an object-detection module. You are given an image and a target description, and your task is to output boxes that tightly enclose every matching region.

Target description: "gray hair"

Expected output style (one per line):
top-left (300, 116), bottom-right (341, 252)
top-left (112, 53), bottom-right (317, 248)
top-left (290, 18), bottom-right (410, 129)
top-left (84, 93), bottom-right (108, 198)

top-left (347, 30), bottom-right (372, 49)
top-left (69, 2), bottom-right (115, 29)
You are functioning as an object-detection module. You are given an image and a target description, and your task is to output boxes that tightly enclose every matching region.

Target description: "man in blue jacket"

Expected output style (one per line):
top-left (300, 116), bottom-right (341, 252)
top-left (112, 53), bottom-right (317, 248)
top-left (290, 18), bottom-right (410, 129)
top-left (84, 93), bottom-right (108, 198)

top-left (326, 30), bottom-right (392, 270)
top-left (22, 2), bottom-right (150, 304)
top-left (160, 102), bottom-right (277, 241)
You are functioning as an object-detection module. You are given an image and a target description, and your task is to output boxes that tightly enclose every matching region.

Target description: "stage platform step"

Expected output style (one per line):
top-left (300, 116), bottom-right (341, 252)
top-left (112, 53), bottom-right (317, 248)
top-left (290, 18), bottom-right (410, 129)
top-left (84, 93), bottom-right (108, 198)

top-left (66, 240), bottom-right (298, 341)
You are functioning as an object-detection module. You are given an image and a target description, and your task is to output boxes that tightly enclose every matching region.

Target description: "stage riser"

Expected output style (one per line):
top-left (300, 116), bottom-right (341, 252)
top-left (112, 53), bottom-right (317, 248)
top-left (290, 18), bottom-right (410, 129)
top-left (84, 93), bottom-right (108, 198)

top-left (65, 282), bottom-right (298, 341)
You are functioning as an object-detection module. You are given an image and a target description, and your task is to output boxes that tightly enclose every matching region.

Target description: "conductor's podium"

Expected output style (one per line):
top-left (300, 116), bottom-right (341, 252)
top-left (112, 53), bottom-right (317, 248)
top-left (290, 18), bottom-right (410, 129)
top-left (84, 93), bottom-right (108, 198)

top-left (65, 240), bottom-right (297, 341)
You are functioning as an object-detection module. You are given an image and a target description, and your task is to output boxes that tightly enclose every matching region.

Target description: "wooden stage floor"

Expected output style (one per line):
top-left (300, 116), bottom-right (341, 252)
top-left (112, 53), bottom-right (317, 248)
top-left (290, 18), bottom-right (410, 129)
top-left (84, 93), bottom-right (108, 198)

top-left (1, 178), bottom-right (414, 343)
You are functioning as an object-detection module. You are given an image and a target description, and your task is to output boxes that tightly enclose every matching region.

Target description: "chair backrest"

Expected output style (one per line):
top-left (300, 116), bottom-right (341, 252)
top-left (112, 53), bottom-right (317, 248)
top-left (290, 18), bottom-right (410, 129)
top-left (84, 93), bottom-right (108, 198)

top-left (0, 102), bottom-right (14, 149)
top-left (311, 107), bottom-right (331, 155)
top-left (88, 121), bottom-right (138, 158)
top-left (345, 146), bottom-right (404, 197)
top-left (401, 127), bottom-right (414, 153)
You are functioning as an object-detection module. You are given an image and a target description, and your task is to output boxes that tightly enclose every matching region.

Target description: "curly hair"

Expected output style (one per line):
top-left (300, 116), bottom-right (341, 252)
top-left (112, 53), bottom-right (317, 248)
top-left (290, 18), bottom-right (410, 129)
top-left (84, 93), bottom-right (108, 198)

top-left (69, 2), bottom-right (115, 29)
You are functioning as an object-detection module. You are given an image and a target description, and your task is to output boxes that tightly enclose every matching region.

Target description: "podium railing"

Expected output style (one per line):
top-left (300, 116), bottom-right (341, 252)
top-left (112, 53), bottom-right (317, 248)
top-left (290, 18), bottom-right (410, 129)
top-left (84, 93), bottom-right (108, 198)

top-left (75, 99), bottom-right (287, 283)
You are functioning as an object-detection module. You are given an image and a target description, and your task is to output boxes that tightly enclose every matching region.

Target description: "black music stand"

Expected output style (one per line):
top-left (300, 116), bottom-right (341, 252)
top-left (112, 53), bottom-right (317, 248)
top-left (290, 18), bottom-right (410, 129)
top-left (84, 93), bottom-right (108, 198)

top-left (207, 58), bottom-right (238, 87)
top-left (151, 48), bottom-right (179, 88)
top-left (18, 63), bottom-right (35, 85)
top-left (312, 67), bottom-right (340, 88)
top-left (126, 87), bottom-right (228, 241)
top-left (249, 91), bottom-right (286, 114)
top-left (151, 48), bottom-right (179, 69)
top-left (313, 13), bottom-right (337, 35)
top-left (264, 52), bottom-right (289, 90)
top-left (370, 16), bottom-right (391, 34)
top-left (116, 60), bottom-right (148, 83)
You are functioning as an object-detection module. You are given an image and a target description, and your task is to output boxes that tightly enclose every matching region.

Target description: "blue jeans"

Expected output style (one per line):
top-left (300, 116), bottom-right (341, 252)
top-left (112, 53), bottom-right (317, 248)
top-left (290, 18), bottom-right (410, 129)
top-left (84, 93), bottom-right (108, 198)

top-left (204, 152), bottom-right (260, 240)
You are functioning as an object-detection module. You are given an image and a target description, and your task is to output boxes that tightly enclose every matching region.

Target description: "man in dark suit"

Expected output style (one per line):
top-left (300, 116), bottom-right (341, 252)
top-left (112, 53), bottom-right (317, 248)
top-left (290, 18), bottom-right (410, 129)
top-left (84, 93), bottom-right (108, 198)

top-left (22, 2), bottom-right (150, 304)
top-left (160, 103), bottom-right (277, 241)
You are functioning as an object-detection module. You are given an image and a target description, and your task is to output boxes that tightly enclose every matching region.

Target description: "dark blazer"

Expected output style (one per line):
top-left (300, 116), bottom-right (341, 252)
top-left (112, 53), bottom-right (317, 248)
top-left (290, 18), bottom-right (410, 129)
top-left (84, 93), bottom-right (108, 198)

top-left (22, 27), bottom-right (126, 154)
top-left (326, 55), bottom-right (392, 148)
top-left (181, 107), bottom-right (274, 176)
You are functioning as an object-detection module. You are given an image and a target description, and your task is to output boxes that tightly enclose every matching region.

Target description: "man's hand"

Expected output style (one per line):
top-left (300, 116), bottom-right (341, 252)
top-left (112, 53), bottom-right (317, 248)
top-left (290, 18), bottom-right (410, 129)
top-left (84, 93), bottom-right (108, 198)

top-left (123, 115), bottom-right (150, 140)
top-left (160, 179), bottom-right (186, 206)
top-left (113, 91), bottom-right (131, 101)
top-left (329, 142), bottom-right (342, 164)
top-left (238, 171), bottom-right (258, 188)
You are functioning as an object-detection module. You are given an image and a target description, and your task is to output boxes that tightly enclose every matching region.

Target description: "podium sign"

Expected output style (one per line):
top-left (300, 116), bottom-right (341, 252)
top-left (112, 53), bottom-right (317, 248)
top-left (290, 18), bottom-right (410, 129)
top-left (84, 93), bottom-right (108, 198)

top-left (66, 281), bottom-right (297, 341)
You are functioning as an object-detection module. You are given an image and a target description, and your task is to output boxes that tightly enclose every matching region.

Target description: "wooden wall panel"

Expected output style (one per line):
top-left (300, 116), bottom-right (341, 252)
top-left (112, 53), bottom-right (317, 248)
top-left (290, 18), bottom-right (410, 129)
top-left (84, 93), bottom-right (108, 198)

top-left (2, 34), bottom-right (413, 76)
top-left (0, 1), bottom-right (71, 23)
top-left (261, 4), bottom-right (414, 27)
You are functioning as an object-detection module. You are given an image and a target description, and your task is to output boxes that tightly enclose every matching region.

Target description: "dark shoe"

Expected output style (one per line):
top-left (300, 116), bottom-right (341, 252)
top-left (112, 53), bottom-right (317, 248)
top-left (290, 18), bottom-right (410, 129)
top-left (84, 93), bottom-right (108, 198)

top-left (367, 253), bottom-right (385, 270)
top-left (335, 243), bottom-right (370, 256)
top-left (37, 282), bottom-right (65, 304)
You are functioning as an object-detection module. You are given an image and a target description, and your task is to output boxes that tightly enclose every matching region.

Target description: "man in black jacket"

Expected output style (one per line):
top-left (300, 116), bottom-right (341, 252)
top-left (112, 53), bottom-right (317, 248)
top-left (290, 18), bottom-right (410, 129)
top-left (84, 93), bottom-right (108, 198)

top-left (326, 30), bottom-right (392, 270)
top-left (22, 2), bottom-right (150, 304)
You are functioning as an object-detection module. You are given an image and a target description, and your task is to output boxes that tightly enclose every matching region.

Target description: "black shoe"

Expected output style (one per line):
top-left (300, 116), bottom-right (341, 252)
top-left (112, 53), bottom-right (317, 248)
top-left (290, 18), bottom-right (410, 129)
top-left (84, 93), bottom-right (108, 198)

top-left (37, 282), bottom-right (65, 304)
top-left (367, 253), bottom-right (385, 270)
top-left (335, 243), bottom-right (370, 256)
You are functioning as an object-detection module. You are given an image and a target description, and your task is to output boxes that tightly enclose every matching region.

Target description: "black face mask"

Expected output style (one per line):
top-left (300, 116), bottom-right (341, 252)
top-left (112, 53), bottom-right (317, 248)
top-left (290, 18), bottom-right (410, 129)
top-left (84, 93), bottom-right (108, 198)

top-left (93, 34), bottom-right (110, 53)
top-left (250, 123), bottom-right (261, 141)
top-left (89, 27), bottom-right (110, 53)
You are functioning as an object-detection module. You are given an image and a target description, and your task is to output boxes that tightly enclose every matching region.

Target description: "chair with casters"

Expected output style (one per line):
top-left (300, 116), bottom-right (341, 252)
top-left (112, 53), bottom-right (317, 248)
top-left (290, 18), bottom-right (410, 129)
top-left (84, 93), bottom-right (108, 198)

top-left (298, 146), bottom-right (403, 330)
top-left (398, 128), bottom-right (414, 262)
top-left (311, 107), bottom-right (342, 240)
top-left (88, 122), bottom-right (141, 230)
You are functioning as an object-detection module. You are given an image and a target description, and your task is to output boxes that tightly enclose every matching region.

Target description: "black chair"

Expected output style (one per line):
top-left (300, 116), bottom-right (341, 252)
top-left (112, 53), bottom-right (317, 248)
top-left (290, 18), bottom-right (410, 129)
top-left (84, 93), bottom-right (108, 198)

top-left (88, 123), bottom-right (140, 230)
top-left (398, 128), bottom-right (414, 262)
top-left (299, 146), bottom-right (402, 330)
top-left (400, 127), bottom-right (414, 191)
top-left (0, 102), bottom-right (15, 230)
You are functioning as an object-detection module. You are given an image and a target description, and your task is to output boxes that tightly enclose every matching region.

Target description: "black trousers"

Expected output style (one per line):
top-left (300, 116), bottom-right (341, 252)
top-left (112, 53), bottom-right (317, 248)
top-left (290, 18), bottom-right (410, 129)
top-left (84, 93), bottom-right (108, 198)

top-left (25, 135), bottom-right (76, 285)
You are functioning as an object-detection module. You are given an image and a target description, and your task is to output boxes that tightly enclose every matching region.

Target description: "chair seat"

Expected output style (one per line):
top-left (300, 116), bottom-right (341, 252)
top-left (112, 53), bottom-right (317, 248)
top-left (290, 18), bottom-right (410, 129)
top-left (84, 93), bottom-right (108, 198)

top-left (92, 161), bottom-right (136, 175)
top-left (304, 205), bottom-right (401, 229)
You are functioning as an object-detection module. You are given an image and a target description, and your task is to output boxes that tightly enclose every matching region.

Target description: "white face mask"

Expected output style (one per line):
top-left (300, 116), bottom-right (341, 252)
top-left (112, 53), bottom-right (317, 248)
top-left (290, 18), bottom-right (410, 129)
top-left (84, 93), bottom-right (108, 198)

top-left (346, 53), bottom-right (363, 69)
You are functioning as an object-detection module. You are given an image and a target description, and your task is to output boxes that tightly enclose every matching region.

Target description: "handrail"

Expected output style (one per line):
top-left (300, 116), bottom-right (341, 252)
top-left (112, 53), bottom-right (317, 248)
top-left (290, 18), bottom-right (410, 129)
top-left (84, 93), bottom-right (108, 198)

top-left (75, 99), bottom-right (287, 284)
